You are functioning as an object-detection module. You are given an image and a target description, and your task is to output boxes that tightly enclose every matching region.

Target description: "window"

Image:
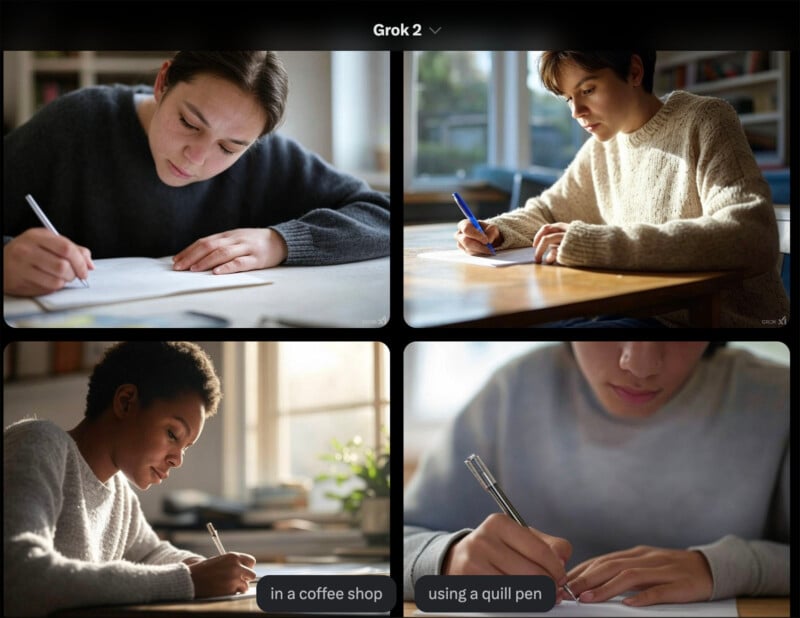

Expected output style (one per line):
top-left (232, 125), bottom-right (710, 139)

top-left (228, 342), bottom-right (390, 512)
top-left (405, 51), bottom-right (586, 188)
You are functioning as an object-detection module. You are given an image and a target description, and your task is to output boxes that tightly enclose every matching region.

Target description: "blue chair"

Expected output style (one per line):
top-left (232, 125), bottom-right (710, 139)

top-left (508, 168), bottom-right (560, 211)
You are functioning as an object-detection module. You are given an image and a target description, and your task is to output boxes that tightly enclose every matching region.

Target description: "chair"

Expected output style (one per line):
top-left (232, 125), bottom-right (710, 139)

top-left (508, 168), bottom-right (560, 211)
top-left (775, 205), bottom-right (790, 298)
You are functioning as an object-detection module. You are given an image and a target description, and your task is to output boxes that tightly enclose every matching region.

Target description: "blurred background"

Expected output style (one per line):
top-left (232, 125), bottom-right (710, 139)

top-left (4, 340), bottom-right (390, 562)
top-left (3, 51), bottom-right (390, 192)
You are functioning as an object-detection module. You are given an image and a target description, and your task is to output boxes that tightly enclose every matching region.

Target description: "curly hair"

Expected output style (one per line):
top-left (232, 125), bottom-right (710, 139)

top-left (84, 342), bottom-right (222, 419)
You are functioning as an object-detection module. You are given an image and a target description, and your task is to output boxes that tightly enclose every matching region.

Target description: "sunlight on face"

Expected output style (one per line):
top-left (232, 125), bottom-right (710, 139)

top-left (147, 73), bottom-right (266, 187)
top-left (571, 342), bottom-right (709, 418)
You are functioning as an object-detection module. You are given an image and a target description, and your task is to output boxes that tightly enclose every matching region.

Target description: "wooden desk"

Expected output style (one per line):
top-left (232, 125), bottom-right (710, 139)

top-left (4, 257), bottom-right (389, 328)
top-left (403, 598), bottom-right (790, 617)
top-left (404, 224), bottom-right (741, 328)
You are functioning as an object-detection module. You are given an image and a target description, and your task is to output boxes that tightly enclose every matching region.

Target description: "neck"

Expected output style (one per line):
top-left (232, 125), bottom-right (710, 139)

top-left (68, 417), bottom-right (118, 484)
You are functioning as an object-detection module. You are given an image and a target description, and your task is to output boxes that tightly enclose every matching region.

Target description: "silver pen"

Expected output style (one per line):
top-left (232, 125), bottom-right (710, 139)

top-left (206, 522), bottom-right (227, 555)
top-left (465, 453), bottom-right (579, 602)
top-left (24, 193), bottom-right (90, 288)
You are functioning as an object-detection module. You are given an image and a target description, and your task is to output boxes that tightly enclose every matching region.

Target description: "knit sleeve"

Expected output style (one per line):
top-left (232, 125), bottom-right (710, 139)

top-left (486, 142), bottom-right (601, 250)
top-left (3, 422), bottom-right (195, 617)
top-left (557, 99), bottom-right (778, 275)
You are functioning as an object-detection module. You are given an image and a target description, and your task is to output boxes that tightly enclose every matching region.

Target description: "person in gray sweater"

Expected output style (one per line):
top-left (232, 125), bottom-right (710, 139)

top-left (3, 51), bottom-right (390, 297)
top-left (4, 342), bottom-right (256, 616)
top-left (404, 342), bottom-right (789, 608)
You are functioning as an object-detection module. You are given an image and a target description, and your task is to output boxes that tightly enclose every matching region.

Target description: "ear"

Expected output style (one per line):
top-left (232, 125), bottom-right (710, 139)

top-left (628, 55), bottom-right (644, 88)
top-left (113, 384), bottom-right (139, 418)
top-left (153, 61), bottom-right (172, 103)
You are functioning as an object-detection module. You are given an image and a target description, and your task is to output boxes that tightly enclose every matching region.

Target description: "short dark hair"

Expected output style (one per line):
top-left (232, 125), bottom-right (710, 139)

top-left (85, 342), bottom-right (222, 420)
top-left (539, 51), bottom-right (657, 95)
top-left (163, 51), bottom-right (289, 136)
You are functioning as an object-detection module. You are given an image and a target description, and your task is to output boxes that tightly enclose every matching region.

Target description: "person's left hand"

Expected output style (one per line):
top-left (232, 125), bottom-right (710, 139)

top-left (173, 228), bottom-right (288, 274)
top-left (566, 546), bottom-right (713, 607)
top-left (532, 222), bottom-right (570, 264)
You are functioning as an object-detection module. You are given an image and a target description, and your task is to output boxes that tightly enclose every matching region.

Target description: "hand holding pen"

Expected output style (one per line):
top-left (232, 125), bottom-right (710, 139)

top-left (452, 193), bottom-right (502, 256)
top-left (187, 523), bottom-right (258, 599)
top-left (3, 194), bottom-right (94, 297)
top-left (442, 454), bottom-right (577, 603)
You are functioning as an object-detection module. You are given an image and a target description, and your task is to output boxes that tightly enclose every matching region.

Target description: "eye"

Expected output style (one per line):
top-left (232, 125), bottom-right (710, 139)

top-left (168, 429), bottom-right (178, 441)
top-left (582, 87), bottom-right (595, 96)
top-left (219, 144), bottom-right (235, 156)
top-left (180, 116), bottom-right (198, 130)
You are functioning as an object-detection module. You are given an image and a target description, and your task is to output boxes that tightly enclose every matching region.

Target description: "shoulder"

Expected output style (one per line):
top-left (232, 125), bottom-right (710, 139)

top-left (4, 418), bottom-right (72, 462)
top-left (33, 84), bottom-right (144, 125)
top-left (484, 344), bottom-right (574, 395)
top-left (663, 90), bottom-right (740, 127)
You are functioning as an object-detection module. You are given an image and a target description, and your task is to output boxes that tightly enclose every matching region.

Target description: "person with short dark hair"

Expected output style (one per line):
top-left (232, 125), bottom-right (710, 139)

top-left (4, 342), bottom-right (256, 616)
top-left (455, 51), bottom-right (788, 328)
top-left (4, 51), bottom-right (390, 297)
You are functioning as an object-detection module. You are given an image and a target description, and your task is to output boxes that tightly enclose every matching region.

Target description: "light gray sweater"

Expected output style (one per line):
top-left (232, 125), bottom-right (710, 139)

top-left (404, 345), bottom-right (790, 602)
top-left (4, 419), bottom-right (205, 617)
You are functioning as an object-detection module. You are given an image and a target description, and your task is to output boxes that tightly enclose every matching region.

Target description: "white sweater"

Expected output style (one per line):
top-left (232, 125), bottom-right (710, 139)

top-left (488, 91), bottom-right (789, 327)
top-left (3, 419), bottom-right (204, 616)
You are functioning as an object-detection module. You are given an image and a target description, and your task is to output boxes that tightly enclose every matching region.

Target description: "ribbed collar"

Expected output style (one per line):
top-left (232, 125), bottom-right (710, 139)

top-left (617, 90), bottom-right (688, 149)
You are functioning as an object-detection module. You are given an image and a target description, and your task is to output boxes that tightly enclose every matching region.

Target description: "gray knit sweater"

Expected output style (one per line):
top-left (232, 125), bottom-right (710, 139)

top-left (404, 345), bottom-right (790, 602)
top-left (4, 419), bottom-right (205, 616)
top-left (487, 91), bottom-right (789, 328)
top-left (3, 85), bottom-right (389, 265)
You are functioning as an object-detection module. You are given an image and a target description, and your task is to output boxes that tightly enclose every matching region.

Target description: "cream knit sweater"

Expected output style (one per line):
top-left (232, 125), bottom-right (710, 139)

top-left (488, 91), bottom-right (789, 328)
top-left (4, 419), bottom-right (205, 617)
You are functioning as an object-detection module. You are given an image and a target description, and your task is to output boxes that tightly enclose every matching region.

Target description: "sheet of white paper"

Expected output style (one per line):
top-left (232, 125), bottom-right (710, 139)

top-left (414, 596), bottom-right (737, 617)
top-left (34, 257), bottom-right (271, 311)
top-left (417, 247), bottom-right (536, 267)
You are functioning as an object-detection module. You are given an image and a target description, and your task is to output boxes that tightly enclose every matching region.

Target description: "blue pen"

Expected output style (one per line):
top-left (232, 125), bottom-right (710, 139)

top-left (452, 192), bottom-right (496, 255)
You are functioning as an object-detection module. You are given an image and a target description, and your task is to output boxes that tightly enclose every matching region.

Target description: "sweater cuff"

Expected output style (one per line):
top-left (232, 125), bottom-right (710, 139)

top-left (557, 221), bottom-right (610, 267)
top-left (690, 535), bottom-right (759, 600)
top-left (408, 529), bottom-right (472, 598)
top-left (270, 221), bottom-right (316, 264)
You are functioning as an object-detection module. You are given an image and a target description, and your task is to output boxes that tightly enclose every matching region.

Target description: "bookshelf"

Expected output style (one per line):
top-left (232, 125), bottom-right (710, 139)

top-left (654, 51), bottom-right (789, 168)
top-left (12, 51), bottom-right (171, 129)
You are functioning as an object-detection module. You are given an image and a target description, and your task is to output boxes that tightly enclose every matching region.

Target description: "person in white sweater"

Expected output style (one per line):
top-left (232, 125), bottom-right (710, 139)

top-left (455, 51), bottom-right (789, 328)
top-left (404, 342), bottom-right (789, 607)
top-left (4, 342), bottom-right (257, 617)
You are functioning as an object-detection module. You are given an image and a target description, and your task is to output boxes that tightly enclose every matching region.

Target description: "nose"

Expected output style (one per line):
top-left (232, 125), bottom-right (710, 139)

top-left (166, 449), bottom-right (184, 469)
top-left (570, 97), bottom-right (588, 119)
top-left (183, 140), bottom-right (210, 167)
top-left (619, 342), bottom-right (663, 379)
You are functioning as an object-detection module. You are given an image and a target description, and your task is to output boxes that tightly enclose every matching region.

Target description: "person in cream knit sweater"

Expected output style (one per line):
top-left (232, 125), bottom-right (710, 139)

top-left (4, 342), bottom-right (257, 617)
top-left (455, 51), bottom-right (789, 328)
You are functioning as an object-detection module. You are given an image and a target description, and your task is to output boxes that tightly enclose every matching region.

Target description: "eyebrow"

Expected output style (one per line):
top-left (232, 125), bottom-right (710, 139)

top-left (564, 74), bottom-right (599, 97)
top-left (183, 101), bottom-right (251, 147)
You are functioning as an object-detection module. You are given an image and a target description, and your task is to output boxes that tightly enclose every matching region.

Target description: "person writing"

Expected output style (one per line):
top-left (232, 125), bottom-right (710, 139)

top-left (3, 51), bottom-right (390, 297)
top-left (4, 342), bottom-right (257, 616)
top-left (404, 342), bottom-right (789, 607)
top-left (454, 51), bottom-right (789, 328)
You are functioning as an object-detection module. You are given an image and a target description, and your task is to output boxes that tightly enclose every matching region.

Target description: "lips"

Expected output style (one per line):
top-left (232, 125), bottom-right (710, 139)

top-left (611, 385), bottom-right (659, 405)
top-left (152, 467), bottom-right (168, 481)
top-left (583, 123), bottom-right (600, 133)
top-left (168, 160), bottom-right (193, 179)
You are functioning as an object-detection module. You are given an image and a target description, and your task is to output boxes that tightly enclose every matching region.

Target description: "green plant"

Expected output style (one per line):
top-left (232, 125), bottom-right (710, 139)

top-left (316, 432), bottom-right (390, 515)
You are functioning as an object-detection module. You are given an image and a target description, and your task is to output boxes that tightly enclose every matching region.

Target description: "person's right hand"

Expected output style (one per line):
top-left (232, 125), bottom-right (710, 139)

top-left (3, 228), bottom-right (94, 296)
top-left (189, 552), bottom-right (258, 598)
top-left (442, 513), bottom-right (572, 600)
top-left (455, 219), bottom-right (502, 255)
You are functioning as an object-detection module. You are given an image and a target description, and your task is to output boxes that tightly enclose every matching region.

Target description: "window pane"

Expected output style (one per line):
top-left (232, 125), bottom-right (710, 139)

top-left (414, 51), bottom-right (491, 180)
top-left (527, 51), bottom-right (586, 169)
top-left (280, 407), bottom-right (375, 511)
top-left (277, 342), bottom-right (372, 411)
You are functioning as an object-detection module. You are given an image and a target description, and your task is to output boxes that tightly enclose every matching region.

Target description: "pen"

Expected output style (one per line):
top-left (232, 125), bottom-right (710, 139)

top-left (452, 192), bottom-right (496, 255)
top-left (24, 193), bottom-right (90, 288)
top-left (206, 522), bottom-right (227, 555)
top-left (464, 454), bottom-right (579, 602)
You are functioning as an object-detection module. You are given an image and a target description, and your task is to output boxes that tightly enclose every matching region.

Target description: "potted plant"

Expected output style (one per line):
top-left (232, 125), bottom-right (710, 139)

top-left (316, 432), bottom-right (390, 545)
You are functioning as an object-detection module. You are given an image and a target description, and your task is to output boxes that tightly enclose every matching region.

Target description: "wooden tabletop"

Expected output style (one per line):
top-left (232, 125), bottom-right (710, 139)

top-left (404, 223), bottom-right (742, 328)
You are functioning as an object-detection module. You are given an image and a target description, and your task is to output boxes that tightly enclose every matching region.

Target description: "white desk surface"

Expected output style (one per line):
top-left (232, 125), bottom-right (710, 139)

top-left (4, 257), bottom-right (389, 328)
